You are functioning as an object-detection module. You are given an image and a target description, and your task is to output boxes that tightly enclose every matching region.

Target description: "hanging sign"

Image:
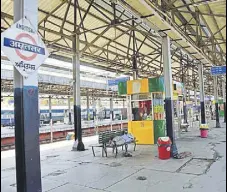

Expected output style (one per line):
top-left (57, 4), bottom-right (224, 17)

top-left (1, 18), bottom-right (49, 77)
top-left (210, 66), bottom-right (226, 76)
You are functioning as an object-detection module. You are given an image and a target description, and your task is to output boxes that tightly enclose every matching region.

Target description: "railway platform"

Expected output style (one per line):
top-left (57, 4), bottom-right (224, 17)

top-left (2, 120), bottom-right (226, 192)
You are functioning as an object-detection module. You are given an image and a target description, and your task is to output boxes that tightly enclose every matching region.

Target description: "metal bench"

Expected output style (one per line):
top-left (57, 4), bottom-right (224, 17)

top-left (90, 130), bottom-right (137, 158)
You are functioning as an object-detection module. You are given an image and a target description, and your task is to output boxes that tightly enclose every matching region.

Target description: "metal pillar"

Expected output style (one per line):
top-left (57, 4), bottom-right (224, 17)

top-left (193, 69), bottom-right (199, 121)
top-left (87, 90), bottom-right (90, 121)
top-left (162, 36), bottom-right (178, 157)
top-left (110, 96), bottom-right (113, 130)
top-left (49, 96), bottom-right (53, 142)
top-left (222, 80), bottom-right (226, 123)
top-left (13, 0), bottom-right (42, 191)
top-left (92, 96), bottom-right (96, 122)
top-left (123, 99), bottom-right (125, 108)
top-left (72, 0), bottom-right (85, 151)
top-left (181, 55), bottom-right (187, 124)
top-left (198, 63), bottom-right (206, 124)
top-left (68, 96), bottom-right (72, 125)
top-left (214, 77), bottom-right (221, 128)
top-left (183, 87), bottom-right (188, 123)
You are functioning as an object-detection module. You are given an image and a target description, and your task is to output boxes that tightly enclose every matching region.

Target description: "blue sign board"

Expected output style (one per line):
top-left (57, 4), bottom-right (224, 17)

top-left (108, 77), bottom-right (129, 86)
top-left (210, 66), bottom-right (226, 76)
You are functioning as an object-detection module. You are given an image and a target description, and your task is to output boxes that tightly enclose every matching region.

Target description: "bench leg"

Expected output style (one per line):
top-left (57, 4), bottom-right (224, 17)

top-left (92, 146), bottom-right (95, 157)
top-left (104, 147), bottom-right (107, 157)
top-left (115, 146), bottom-right (118, 158)
top-left (134, 142), bottom-right (136, 151)
top-left (125, 144), bottom-right (128, 152)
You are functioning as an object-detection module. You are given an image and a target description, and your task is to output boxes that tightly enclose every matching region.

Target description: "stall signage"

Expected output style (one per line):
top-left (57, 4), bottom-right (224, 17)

top-left (210, 66), bottom-right (226, 76)
top-left (1, 18), bottom-right (49, 77)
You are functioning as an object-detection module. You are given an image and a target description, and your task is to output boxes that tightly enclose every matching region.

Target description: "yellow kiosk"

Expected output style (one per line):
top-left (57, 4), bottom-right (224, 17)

top-left (118, 77), bottom-right (183, 145)
top-left (118, 77), bottom-right (166, 145)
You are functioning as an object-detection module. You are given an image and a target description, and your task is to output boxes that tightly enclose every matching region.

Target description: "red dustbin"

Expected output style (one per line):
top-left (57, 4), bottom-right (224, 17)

top-left (157, 137), bottom-right (172, 160)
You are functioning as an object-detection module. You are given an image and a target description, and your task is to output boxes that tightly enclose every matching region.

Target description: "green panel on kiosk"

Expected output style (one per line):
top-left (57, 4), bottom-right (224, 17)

top-left (118, 81), bottom-right (127, 95)
top-left (219, 110), bottom-right (224, 117)
top-left (154, 120), bottom-right (166, 144)
top-left (149, 77), bottom-right (164, 92)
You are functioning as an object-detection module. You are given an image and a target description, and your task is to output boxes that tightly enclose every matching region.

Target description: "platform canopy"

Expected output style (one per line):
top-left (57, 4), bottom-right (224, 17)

top-left (1, 0), bottom-right (226, 94)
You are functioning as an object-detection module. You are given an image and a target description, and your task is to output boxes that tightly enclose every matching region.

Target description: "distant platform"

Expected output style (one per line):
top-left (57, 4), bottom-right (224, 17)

top-left (1, 119), bottom-right (127, 138)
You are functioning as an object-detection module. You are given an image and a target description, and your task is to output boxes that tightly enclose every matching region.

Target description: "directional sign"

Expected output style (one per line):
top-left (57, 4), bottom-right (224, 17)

top-left (210, 66), bottom-right (226, 76)
top-left (108, 77), bottom-right (130, 86)
top-left (1, 18), bottom-right (49, 77)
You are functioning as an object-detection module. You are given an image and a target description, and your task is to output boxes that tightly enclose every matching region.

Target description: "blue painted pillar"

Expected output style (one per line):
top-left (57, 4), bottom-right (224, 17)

top-left (13, 0), bottom-right (42, 191)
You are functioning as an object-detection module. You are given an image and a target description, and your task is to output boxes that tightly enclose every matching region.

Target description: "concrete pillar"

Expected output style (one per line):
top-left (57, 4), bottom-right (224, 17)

top-left (193, 68), bottom-right (199, 121)
top-left (86, 90), bottom-right (90, 120)
top-left (222, 80), bottom-right (226, 123)
top-left (68, 96), bottom-right (72, 124)
top-left (72, 0), bottom-right (85, 151)
top-left (183, 84), bottom-right (188, 123)
top-left (13, 0), bottom-right (42, 191)
top-left (92, 96), bottom-right (96, 121)
top-left (198, 63), bottom-right (206, 124)
top-left (214, 77), bottom-right (221, 128)
top-left (162, 36), bottom-right (178, 157)
top-left (49, 96), bottom-right (53, 142)
top-left (194, 90), bottom-right (197, 106)
top-left (110, 96), bottom-right (113, 131)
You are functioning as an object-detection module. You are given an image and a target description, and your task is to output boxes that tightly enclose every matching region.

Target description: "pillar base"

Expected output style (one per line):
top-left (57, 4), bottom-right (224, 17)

top-left (215, 122), bottom-right (221, 128)
top-left (196, 116), bottom-right (199, 121)
top-left (171, 142), bottom-right (178, 158)
top-left (72, 140), bottom-right (85, 151)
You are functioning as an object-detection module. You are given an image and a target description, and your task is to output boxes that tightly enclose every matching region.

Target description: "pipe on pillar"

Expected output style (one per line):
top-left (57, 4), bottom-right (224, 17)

top-left (214, 76), bottom-right (221, 128)
top-left (198, 63), bottom-right (206, 124)
top-left (72, 0), bottom-right (85, 151)
top-left (68, 96), bottom-right (72, 125)
top-left (222, 80), bottom-right (226, 123)
top-left (162, 36), bottom-right (178, 157)
top-left (13, 0), bottom-right (42, 191)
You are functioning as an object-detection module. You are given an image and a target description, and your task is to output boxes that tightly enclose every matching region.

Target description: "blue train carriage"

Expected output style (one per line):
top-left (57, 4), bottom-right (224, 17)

top-left (1, 106), bottom-right (68, 126)
top-left (39, 106), bottom-right (68, 124)
top-left (1, 107), bottom-right (14, 127)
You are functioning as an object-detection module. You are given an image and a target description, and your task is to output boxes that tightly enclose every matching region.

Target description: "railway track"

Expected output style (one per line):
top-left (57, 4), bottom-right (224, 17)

top-left (1, 123), bottom-right (127, 151)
